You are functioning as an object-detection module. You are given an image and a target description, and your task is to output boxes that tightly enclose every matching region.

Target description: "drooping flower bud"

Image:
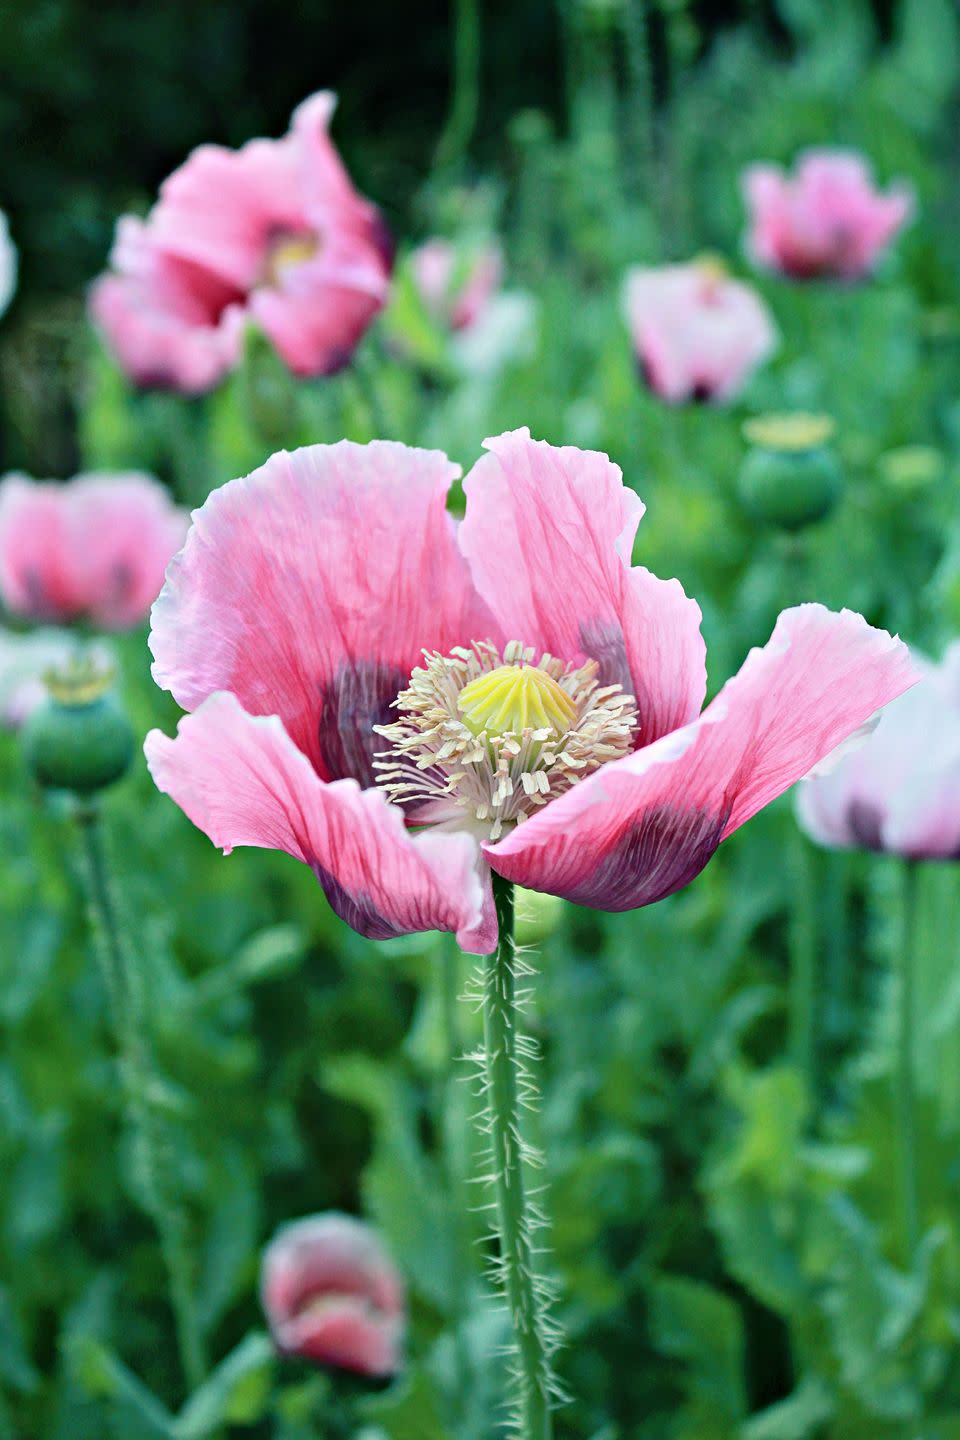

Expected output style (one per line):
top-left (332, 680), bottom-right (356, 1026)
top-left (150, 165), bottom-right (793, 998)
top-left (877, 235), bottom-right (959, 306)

top-left (737, 413), bottom-right (841, 532)
top-left (22, 654), bottom-right (134, 794)
top-left (260, 1213), bottom-right (405, 1379)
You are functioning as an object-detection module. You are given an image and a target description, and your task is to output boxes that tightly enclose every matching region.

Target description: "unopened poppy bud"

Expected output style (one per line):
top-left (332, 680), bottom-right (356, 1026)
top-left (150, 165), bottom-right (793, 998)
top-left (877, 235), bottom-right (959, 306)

top-left (23, 655), bottom-right (134, 794)
top-left (738, 413), bottom-right (841, 532)
top-left (261, 1214), bottom-right (405, 1379)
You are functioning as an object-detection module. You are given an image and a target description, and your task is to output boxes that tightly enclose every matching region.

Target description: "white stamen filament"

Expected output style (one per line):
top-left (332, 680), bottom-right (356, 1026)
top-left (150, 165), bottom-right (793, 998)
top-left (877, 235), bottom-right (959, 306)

top-left (374, 640), bottom-right (638, 841)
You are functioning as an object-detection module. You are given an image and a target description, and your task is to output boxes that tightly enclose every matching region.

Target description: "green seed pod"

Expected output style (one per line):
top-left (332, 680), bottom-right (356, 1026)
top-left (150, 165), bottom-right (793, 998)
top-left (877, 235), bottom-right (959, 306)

top-left (877, 445), bottom-right (944, 495)
top-left (22, 659), bottom-right (134, 795)
top-left (737, 413), bottom-right (841, 533)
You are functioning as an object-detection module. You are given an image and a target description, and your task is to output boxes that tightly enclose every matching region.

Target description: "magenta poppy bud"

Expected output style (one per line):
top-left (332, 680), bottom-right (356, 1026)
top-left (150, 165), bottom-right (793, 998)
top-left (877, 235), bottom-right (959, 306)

top-left (261, 1214), bottom-right (405, 1379)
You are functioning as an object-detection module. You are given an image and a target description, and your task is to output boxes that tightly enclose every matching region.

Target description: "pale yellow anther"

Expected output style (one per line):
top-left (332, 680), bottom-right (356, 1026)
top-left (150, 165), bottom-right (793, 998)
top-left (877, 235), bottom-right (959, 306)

top-left (457, 664), bottom-right (577, 739)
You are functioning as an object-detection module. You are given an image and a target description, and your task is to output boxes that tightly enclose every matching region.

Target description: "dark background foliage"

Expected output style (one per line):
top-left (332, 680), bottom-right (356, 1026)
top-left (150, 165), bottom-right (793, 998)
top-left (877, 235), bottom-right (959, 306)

top-left (5, 2), bottom-right (960, 1437)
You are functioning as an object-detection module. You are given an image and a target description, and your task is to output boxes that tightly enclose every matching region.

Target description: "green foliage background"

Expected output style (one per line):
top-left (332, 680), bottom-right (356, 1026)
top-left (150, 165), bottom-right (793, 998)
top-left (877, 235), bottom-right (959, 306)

top-left (4, 0), bottom-right (960, 1436)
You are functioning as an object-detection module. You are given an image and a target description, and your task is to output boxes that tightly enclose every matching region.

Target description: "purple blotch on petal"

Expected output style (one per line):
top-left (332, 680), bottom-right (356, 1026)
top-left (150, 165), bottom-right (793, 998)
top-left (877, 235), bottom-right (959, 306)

top-left (317, 660), bottom-right (408, 786)
top-left (548, 805), bottom-right (726, 911)
top-left (312, 863), bottom-right (409, 940)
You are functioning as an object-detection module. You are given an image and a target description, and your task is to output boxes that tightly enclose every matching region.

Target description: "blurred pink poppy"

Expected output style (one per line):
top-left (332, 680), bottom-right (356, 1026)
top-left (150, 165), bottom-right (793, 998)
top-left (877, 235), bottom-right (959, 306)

top-left (261, 1214), bottom-right (404, 1378)
top-left (622, 260), bottom-right (777, 404)
top-left (743, 149), bottom-right (913, 281)
top-left (796, 643), bottom-right (960, 859)
top-left (145, 430), bottom-right (915, 954)
top-left (410, 239), bottom-right (503, 332)
top-left (0, 472), bottom-right (187, 631)
top-left (89, 92), bottom-right (393, 393)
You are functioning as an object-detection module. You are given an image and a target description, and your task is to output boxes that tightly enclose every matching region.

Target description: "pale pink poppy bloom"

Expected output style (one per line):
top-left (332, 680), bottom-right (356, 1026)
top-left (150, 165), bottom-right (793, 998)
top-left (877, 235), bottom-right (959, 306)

top-left (797, 643), bottom-right (960, 859)
top-left (743, 149), bottom-right (914, 281)
top-left (89, 92), bottom-right (393, 392)
top-left (410, 239), bottom-right (503, 332)
top-left (144, 429), bottom-right (915, 954)
top-left (261, 1214), bottom-right (404, 1378)
top-left (621, 260), bottom-right (777, 404)
top-left (0, 472), bottom-right (187, 631)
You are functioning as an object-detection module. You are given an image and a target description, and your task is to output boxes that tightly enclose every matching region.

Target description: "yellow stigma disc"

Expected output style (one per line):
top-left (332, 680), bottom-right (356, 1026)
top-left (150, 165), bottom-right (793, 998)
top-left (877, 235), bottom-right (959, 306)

top-left (458, 663), bottom-right (577, 738)
top-left (742, 412), bottom-right (835, 453)
top-left (44, 654), bottom-right (115, 707)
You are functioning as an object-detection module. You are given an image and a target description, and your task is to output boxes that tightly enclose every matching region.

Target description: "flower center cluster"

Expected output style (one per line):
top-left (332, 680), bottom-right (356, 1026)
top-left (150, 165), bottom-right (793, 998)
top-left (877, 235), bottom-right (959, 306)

top-left (262, 231), bottom-right (320, 287)
top-left (374, 640), bottom-right (638, 841)
top-left (694, 252), bottom-right (729, 303)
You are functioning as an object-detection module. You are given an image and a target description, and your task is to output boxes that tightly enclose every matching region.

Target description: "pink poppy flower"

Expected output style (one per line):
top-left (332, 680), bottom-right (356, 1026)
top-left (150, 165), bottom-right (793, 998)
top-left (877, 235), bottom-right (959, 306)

top-left (144, 430), bottom-right (915, 953)
top-left (743, 149), bottom-right (914, 281)
top-left (796, 643), bottom-right (960, 859)
top-left (622, 260), bottom-right (777, 404)
top-left (261, 1213), bottom-right (404, 1378)
top-left (0, 471), bottom-right (187, 631)
top-left (410, 239), bottom-right (503, 332)
top-left (89, 92), bottom-right (393, 393)
top-left (89, 218), bottom-right (247, 395)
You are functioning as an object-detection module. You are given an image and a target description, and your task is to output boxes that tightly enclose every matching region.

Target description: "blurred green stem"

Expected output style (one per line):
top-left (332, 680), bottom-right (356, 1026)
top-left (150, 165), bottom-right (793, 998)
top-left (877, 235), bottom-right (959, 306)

top-left (621, 0), bottom-right (659, 251)
top-left (480, 876), bottom-right (556, 1439)
top-left (75, 800), bottom-right (207, 1394)
top-left (896, 859), bottom-right (920, 1265)
top-left (350, 349), bottom-right (391, 439)
top-left (435, 0), bottom-right (480, 173)
top-left (823, 854), bottom-right (849, 1050)
top-left (789, 828), bottom-right (817, 1105)
top-left (786, 532), bottom-right (818, 1108)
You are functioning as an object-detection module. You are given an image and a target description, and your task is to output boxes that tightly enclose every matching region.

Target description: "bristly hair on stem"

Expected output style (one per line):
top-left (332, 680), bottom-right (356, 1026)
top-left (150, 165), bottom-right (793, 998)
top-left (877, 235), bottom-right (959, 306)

top-left (463, 874), bottom-right (566, 1438)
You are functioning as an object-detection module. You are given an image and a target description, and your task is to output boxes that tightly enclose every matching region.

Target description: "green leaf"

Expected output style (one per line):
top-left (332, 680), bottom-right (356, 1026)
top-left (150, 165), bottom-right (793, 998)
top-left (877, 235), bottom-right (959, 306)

top-left (359, 1364), bottom-right (448, 1440)
top-left (65, 1336), bottom-right (172, 1436)
top-left (0, 1287), bottom-right (39, 1393)
top-left (741, 1377), bottom-right (835, 1439)
top-left (324, 1055), bottom-right (458, 1313)
top-left (172, 1332), bottom-right (275, 1438)
top-left (649, 1273), bottom-right (746, 1420)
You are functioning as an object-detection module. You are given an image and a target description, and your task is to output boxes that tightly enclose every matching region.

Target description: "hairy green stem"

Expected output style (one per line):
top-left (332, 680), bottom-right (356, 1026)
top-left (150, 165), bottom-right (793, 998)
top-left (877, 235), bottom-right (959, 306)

top-left (896, 859), bottom-right (920, 1266)
top-left (434, 941), bottom-right (473, 1428)
top-left (434, 0), bottom-right (480, 173)
top-left (75, 801), bottom-right (207, 1394)
top-left (481, 876), bottom-right (556, 1439)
